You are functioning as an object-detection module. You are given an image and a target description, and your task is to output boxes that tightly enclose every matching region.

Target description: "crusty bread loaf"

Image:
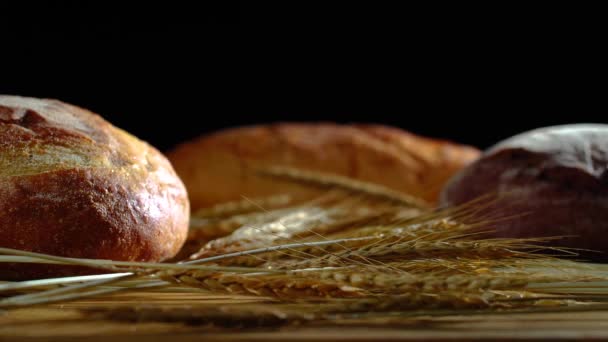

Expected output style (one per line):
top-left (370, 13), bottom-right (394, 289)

top-left (168, 123), bottom-right (480, 210)
top-left (440, 124), bottom-right (608, 259)
top-left (0, 95), bottom-right (189, 279)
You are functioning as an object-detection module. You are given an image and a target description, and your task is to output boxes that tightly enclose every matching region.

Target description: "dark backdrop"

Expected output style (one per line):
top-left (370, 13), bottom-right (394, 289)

top-left (1, 2), bottom-right (606, 152)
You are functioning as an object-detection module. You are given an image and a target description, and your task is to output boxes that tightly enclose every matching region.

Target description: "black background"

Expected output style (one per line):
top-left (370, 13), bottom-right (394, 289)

top-left (1, 2), bottom-right (606, 152)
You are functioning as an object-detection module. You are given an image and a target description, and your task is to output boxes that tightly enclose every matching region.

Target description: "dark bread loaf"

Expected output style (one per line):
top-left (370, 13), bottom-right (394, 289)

top-left (0, 95), bottom-right (189, 279)
top-left (168, 123), bottom-right (481, 210)
top-left (440, 124), bottom-right (608, 259)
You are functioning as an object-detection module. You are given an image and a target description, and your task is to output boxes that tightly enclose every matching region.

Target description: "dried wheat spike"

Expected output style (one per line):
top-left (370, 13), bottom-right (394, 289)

top-left (259, 166), bottom-right (430, 209)
top-left (186, 192), bottom-right (345, 247)
top-left (315, 271), bottom-right (530, 294)
top-left (161, 270), bottom-right (366, 299)
top-left (187, 207), bottom-right (302, 247)
top-left (354, 239), bottom-right (551, 260)
top-left (254, 220), bottom-right (488, 270)
top-left (190, 202), bottom-right (416, 262)
top-left (192, 194), bottom-right (294, 219)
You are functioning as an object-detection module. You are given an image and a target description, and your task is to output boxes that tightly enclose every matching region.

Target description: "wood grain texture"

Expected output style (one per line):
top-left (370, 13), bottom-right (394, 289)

top-left (1, 292), bottom-right (608, 341)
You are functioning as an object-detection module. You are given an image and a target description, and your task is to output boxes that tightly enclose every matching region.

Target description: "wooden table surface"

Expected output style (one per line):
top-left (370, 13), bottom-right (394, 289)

top-left (2, 291), bottom-right (608, 341)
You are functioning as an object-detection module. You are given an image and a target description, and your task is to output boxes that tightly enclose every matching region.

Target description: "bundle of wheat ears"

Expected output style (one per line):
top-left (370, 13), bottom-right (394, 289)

top-left (2, 166), bottom-right (608, 329)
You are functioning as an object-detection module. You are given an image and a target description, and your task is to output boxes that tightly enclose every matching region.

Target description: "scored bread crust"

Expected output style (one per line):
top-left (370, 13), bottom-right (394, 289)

top-left (0, 96), bottom-right (189, 279)
top-left (168, 123), bottom-right (480, 210)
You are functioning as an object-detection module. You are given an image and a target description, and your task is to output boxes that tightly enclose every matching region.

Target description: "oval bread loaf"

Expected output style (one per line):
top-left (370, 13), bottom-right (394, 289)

top-left (0, 95), bottom-right (189, 279)
top-left (168, 123), bottom-right (481, 210)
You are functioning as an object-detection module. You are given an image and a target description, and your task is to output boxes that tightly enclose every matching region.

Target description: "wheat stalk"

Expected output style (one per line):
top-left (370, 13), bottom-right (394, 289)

top-left (3, 169), bottom-right (608, 328)
top-left (192, 194), bottom-right (294, 219)
top-left (258, 166), bottom-right (430, 209)
top-left (163, 271), bottom-right (365, 299)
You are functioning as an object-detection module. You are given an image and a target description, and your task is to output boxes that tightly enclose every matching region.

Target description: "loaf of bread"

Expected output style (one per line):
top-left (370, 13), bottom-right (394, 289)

top-left (0, 95), bottom-right (189, 279)
top-left (440, 124), bottom-right (608, 259)
top-left (168, 123), bottom-right (481, 210)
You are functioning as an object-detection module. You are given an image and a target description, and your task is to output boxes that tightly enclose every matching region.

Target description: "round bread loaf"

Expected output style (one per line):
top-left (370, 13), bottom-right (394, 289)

top-left (0, 95), bottom-right (189, 279)
top-left (440, 124), bottom-right (608, 259)
top-left (168, 123), bottom-right (481, 209)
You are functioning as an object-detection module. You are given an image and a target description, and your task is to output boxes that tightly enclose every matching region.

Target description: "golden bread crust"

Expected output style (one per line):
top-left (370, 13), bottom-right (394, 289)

top-left (168, 123), bottom-right (480, 209)
top-left (0, 96), bottom-right (189, 279)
